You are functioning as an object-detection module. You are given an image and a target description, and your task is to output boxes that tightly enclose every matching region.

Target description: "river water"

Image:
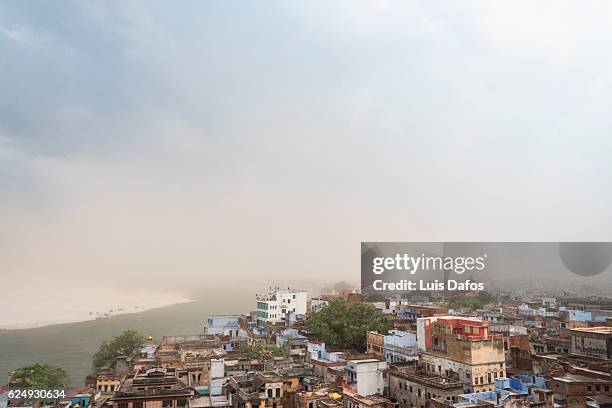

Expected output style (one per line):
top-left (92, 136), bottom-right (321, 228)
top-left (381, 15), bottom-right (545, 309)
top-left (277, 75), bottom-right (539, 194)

top-left (0, 290), bottom-right (253, 386)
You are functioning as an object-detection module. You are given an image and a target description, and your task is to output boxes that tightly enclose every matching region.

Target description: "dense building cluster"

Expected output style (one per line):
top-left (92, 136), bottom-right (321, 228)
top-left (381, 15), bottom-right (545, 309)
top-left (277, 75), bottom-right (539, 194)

top-left (4, 287), bottom-right (612, 408)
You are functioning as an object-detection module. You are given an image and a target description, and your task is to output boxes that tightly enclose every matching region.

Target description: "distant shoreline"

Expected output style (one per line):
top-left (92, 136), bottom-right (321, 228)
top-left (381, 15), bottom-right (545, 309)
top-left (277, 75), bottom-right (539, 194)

top-left (0, 293), bottom-right (196, 331)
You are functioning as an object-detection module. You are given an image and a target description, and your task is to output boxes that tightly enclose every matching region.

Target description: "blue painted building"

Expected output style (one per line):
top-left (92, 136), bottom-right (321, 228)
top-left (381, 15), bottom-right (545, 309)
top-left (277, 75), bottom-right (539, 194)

top-left (72, 393), bottom-right (92, 408)
top-left (455, 376), bottom-right (549, 407)
top-left (383, 330), bottom-right (418, 363)
top-left (205, 315), bottom-right (243, 337)
top-left (307, 342), bottom-right (344, 362)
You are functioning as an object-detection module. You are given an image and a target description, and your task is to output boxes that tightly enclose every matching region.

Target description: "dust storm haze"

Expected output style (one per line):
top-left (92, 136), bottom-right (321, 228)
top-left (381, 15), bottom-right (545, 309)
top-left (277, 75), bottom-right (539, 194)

top-left (2, 1), bottom-right (612, 304)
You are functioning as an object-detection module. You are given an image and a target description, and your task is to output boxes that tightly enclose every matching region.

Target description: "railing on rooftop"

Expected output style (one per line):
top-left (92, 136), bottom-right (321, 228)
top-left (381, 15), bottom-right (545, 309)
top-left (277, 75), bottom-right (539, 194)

top-left (132, 377), bottom-right (178, 385)
top-left (389, 367), bottom-right (462, 390)
top-left (113, 388), bottom-right (192, 399)
top-left (237, 389), bottom-right (260, 400)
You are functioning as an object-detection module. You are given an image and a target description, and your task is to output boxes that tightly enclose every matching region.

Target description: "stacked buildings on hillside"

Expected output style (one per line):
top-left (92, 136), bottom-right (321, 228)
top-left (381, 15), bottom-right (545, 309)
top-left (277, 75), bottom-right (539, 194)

top-left (5, 287), bottom-right (612, 408)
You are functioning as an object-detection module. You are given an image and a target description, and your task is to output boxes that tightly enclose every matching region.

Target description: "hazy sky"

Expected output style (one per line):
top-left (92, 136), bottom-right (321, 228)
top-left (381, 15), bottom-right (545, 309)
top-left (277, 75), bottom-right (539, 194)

top-left (2, 1), bottom-right (612, 295)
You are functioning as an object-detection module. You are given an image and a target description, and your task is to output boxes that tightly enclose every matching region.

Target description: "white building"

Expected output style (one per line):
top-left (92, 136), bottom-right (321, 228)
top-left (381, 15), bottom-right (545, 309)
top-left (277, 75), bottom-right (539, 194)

top-left (256, 288), bottom-right (308, 327)
top-left (310, 298), bottom-right (329, 312)
top-left (205, 315), bottom-right (247, 337)
top-left (345, 358), bottom-right (388, 396)
top-left (372, 300), bottom-right (406, 315)
top-left (384, 330), bottom-right (418, 363)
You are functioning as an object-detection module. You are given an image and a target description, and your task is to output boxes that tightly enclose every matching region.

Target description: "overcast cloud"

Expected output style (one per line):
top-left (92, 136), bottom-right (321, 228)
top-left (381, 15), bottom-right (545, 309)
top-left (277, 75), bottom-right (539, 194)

top-left (2, 1), bottom-right (612, 295)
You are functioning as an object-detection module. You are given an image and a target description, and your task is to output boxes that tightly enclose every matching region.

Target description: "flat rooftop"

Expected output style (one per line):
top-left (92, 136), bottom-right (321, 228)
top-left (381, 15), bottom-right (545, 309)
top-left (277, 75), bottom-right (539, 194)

top-left (398, 304), bottom-right (446, 309)
top-left (552, 374), bottom-right (610, 384)
top-left (344, 391), bottom-right (389, 405)
top-left (571, 327), bottom-right (612, 334)
top-left (390, 366), bottom-right (463, 389)
top-left (450, 402), bottom-right (493, 408)
top-left (348, 358), bottom-right (382, 364)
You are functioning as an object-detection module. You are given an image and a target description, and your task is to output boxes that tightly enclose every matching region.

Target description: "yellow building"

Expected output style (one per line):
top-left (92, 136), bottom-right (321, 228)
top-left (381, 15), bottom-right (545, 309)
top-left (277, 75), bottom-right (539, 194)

top-left (366, 332), bottom-right (385, 359)
top-left (96, 371), bottom-right (122, 393)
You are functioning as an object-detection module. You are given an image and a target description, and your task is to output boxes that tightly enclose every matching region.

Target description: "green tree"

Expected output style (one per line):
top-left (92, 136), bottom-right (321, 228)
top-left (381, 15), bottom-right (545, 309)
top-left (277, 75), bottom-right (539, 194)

top-left (93, 330), bottom-right (144, 370)
top-left (12, 364), bottom-right (70, 389)
top-left (447, 291), bottom-right (496, 310)
top-left (363, 294), bottom-right (386, 302)
top-left (306, 298), bottom-right (391, 350)
top-left (239, 341), bottom-right (288, 361)
top-left (239, 341), bottom-right (267, 360)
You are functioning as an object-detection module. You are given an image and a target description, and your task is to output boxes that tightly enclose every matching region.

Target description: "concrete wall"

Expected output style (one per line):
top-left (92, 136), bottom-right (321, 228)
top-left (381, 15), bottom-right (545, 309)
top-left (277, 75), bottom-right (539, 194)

top-left (347, 360), bottom-right (387, 396)
top-left (388, 372), bottom-right (462, 408)
top-left (571, 331), bottom-right (612, 359)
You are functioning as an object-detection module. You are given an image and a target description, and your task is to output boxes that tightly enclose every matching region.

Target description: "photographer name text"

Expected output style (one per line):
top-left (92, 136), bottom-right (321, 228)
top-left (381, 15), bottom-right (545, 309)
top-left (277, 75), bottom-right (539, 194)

top-left (372, 279), bottom-right (484, 291)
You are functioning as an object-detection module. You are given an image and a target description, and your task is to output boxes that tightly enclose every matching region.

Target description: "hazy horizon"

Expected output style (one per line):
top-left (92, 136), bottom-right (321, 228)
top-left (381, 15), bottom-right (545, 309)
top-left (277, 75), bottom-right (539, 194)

top-left (3, 1), bottom-right (612, 305)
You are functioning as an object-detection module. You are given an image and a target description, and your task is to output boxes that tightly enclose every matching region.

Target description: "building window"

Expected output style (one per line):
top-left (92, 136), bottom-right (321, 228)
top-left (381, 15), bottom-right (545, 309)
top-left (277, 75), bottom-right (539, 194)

top-left (163, 400), bottom-right (173, 408)
top-left (276, 388), bottom-right (281, 397)
top-left (268, 389), bottom-right (273, 398)
top-left (177, 400), bottom-right (186, 408)
top-left (118, 404), bottom-right (128, 408)
top-left (134, 403), bottom-right (143, 408)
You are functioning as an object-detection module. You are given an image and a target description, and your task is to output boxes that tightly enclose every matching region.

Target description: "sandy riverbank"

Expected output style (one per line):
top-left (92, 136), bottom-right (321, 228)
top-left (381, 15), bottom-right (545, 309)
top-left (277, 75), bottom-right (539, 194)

top-left (0, 290), bottom-right (195, 330)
